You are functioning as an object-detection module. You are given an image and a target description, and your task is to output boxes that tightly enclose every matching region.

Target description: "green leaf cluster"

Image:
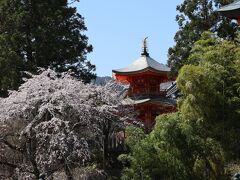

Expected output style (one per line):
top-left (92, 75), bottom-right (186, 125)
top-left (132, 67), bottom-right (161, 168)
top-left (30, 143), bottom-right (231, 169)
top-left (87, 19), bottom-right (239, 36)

top-left (178, 32), bottom-right (240, 158)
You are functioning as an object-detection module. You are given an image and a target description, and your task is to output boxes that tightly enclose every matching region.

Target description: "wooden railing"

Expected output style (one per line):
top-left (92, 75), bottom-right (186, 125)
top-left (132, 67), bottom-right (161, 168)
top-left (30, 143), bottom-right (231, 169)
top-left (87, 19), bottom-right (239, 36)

top-left (127, 85), bottom-right (167, 97)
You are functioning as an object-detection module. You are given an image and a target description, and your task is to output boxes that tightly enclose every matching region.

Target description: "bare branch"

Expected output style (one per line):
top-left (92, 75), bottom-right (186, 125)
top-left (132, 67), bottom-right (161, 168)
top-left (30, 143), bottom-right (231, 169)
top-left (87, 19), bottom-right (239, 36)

top-left (0, 161), bottom-right (17, 168)
top-left (0, 138), bottom-right (24, 153)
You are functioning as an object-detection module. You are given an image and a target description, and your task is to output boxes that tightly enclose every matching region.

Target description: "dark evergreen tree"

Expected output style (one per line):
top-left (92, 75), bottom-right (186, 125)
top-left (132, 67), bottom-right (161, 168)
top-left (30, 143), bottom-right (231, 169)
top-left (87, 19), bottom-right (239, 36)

top-left (0, 35), bottom-right (23, 97)
top-left (168, 0), bottom-right (238, 75)
top-left (0, 0), bottom-right (95, 97)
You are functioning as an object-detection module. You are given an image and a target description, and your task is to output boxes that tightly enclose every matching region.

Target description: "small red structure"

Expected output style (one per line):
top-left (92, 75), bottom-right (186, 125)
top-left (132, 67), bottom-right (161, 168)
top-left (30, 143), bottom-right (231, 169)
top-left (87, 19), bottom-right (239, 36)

top-left (112, 38), bottom-right (176, 132)
top-left (218, 0), bottom-right (240, 25)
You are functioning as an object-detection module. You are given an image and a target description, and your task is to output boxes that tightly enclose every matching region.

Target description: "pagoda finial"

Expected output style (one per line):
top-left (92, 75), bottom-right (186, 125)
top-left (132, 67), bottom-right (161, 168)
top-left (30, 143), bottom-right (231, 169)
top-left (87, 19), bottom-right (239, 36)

top-left (141, 37), bottom-right (149, 56)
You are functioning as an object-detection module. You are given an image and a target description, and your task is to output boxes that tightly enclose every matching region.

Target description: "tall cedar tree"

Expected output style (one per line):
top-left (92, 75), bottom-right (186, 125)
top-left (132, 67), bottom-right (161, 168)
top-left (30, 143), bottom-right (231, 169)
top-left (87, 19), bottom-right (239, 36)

top-left (0, 0), bottom-right (95, 97)
top-left (168, 0), bottom-right (238, 75)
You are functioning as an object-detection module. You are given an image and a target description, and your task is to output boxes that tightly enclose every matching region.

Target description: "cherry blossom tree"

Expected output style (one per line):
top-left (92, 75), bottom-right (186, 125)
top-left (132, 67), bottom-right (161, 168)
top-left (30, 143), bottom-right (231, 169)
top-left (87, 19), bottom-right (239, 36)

top-left (0, 69), bottom-right (133, 179)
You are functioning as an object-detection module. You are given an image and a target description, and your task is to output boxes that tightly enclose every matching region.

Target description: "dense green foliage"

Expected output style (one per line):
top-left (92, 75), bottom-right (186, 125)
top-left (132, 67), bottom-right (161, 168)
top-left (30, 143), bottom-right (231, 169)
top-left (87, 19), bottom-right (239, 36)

top-left (178, 32), bottom-right (240, 158)
top-left (120, 32), bottom-right (240, 179)
top-left (120, 114), bottom-right (225, 180)
top-left (168, 0), bottom-right (238, 75)
top-left (0, 0), bottom-right (95, 96)
top-left (0, 35), bottom-right (22, 96)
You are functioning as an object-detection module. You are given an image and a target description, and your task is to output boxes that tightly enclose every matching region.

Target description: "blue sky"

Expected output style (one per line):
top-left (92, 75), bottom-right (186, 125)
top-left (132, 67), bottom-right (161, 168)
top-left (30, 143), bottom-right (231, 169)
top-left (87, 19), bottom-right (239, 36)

top-left (75, 0), bottom-right (182, 77)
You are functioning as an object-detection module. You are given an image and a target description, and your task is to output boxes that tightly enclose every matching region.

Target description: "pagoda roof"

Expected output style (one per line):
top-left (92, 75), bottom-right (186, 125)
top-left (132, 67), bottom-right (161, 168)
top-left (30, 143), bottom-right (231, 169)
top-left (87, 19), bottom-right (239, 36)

top-left (122, 97), bottom-right (176, 106)
top-left (112, 55), bottom-right (170, 74)
top-left (217, 0), bottom-right (240, 18)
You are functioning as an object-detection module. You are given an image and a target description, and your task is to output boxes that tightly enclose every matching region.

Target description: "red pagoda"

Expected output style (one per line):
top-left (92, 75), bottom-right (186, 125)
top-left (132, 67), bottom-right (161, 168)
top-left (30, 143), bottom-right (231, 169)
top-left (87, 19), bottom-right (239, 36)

top-left (112, 38), bottom-right (176, 132)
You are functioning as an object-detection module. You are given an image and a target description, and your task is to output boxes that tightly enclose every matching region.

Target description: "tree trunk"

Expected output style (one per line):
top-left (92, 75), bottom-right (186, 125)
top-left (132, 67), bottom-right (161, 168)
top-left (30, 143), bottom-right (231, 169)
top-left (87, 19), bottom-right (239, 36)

top-left (64, 161), bottom-right (73, 180)
top-left (26, 138), bottom-right (40, 179)
top-left (102, 121), bottom-right (110, 169)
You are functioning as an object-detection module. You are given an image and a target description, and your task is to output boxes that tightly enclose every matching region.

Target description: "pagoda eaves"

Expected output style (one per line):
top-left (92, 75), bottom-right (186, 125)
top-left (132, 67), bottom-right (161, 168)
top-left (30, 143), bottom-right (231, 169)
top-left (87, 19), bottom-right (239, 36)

top-left (217, 0), bottom-right (240, 22)
top-left (122, 97), bottom-right (176, 106)
top-left (112, 55), bottom-right (170, 75)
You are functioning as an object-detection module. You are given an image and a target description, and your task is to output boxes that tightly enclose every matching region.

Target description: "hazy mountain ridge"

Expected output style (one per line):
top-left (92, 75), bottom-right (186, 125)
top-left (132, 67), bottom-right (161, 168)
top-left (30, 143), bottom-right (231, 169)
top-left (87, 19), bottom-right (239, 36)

top-left (94, 76), bottom-right (112, 86)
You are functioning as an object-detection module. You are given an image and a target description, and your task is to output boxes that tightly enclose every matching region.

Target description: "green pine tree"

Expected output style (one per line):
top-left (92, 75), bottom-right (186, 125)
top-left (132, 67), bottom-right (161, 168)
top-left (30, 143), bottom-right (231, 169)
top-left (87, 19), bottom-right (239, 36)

top-left (168, 0), bottom-right (238, 75)
top-left (0, 0), bottom-right (95, 97)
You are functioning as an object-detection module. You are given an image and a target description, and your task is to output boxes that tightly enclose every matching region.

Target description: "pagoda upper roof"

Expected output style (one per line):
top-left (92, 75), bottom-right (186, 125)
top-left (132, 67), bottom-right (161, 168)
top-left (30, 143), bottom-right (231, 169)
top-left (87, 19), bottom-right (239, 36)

top-left (217, 0), bottom-right (240, 18)
top-left (112, 55), bottom-right (170, 74)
